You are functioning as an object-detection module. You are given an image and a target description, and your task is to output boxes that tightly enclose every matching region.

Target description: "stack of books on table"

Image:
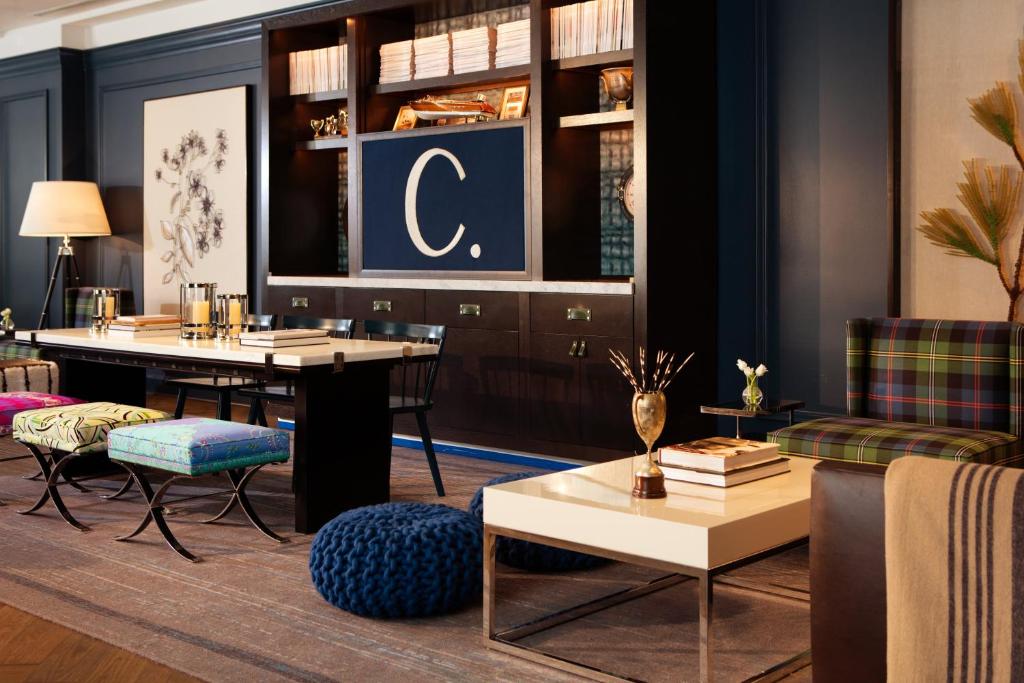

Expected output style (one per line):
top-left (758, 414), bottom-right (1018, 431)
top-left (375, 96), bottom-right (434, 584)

top-left (413, 33), bottom-right (452, 80)
top-left (108, 315), bottom-right (181, 339)
top-left (495, 19), bottom-right (530, 68)
top-left (239, 329), bottom-right (330, 349)
top-left (658, 437), bottom-right (789, 487)
top-left (451, 26), bottom-right (495, 74)
top-left (379, 40), bottom-right (414, 84)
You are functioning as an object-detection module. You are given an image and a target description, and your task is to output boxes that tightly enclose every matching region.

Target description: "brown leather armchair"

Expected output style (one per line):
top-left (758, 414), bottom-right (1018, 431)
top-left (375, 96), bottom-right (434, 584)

top-left (810, 460), bottom-right (887, 682)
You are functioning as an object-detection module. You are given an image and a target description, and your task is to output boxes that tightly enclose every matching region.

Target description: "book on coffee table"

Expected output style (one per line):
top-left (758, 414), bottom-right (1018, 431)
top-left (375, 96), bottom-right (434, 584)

top-left (659, 436), bottom-right (780, 473)
top-left (112, 315), bottom-right (181, 327)
top-left (661, 457), bottom-right (790, 488)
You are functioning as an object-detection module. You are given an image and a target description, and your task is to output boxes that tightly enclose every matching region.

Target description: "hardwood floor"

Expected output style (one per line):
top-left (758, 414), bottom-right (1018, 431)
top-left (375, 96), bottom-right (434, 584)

top-left (0, 604), bottom-right (198, 683)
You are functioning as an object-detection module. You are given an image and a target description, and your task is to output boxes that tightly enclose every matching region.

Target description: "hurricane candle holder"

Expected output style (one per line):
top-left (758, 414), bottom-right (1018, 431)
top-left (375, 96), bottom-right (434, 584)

top-left (215, 293), bottom-right (247, 341)
top-left (180, 283), bottom-right (216, 339)
top-left (91, 288), bottom-right (119, 332)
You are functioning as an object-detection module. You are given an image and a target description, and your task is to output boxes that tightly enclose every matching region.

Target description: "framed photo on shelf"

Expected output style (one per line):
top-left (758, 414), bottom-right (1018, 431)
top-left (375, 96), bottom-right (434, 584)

top-left (499, 85), bottom-right (529, 120)
top-left (393, 106), bottom-right (418, 131)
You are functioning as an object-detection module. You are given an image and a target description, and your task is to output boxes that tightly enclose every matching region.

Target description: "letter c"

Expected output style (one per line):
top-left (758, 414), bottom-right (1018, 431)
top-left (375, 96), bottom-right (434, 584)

top-left (404, 147), bottom-right (466, 258)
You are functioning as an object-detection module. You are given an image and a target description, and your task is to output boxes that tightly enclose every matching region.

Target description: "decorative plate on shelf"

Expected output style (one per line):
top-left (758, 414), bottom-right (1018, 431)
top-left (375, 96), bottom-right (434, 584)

top-left (617, 166), bottom-right (635, 220)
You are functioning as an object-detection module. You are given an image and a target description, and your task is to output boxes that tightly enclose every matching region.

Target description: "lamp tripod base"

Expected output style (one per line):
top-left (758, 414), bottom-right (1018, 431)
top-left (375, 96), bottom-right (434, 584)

top-left (38, 235), bottom-right (80, 330)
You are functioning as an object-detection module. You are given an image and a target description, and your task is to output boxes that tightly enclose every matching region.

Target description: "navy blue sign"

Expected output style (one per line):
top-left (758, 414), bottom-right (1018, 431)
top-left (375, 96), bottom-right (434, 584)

top-left (361, 125), bottom-right (527, 272)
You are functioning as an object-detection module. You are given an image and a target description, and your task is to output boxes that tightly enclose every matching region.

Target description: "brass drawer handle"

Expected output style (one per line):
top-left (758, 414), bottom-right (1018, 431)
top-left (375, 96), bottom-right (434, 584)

top-left (569, 340), bottom-right (579, 357)
top-left (373, 300), bottom-right (392, 312)
top-left (291, 297), bottom-right (309, 309)
top-left (459, 304), bottom-right (481, 317)
top-left (566, 307), bottom-right (592, 322)
top-left (577, 339), bottom-right (587, 358)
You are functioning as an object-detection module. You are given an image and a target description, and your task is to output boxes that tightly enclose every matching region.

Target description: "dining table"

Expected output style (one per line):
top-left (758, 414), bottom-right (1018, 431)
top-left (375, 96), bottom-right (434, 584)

top-left (15, 328), bottom-right (438, 533)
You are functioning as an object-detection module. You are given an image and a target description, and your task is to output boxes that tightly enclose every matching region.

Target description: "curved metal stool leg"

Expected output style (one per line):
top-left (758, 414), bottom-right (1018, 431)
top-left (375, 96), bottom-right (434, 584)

top-left (228, 467), bottom-right (288, 543)
top-left (115, 466), bottom-right (199, 563)
top-left (17, 443), bottom-right (54, 515)
top-left (45, 455), bottom-right (91, 532)
top-left (199, 493), bottom-right (239, 524)
top-left (22, 471), bottom-right (43, 481)
top-left (100, 475), bottom-right (135, 500)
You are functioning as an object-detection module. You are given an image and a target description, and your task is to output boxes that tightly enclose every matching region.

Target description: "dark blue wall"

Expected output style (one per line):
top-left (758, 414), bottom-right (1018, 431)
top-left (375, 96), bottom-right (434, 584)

top-left (717, 0), bottom-right (893, 425)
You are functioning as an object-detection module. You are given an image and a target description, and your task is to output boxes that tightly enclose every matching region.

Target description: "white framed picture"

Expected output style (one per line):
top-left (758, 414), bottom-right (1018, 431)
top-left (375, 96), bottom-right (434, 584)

top-left (143, 86), bottom-right (248, 314)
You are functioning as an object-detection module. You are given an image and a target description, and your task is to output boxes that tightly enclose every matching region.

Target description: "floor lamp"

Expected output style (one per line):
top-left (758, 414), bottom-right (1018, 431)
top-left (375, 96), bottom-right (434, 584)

top-left (19, 181), bottom-right (111, 329)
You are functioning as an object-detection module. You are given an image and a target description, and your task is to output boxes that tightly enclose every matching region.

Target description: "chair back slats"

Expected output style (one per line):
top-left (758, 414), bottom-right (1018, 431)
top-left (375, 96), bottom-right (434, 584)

top-left (246, 313), bottom-right (276, 332)
top-left (281, 315), bottom-right (355, 339)
top-left (363, 319), bottom-right (446, 404)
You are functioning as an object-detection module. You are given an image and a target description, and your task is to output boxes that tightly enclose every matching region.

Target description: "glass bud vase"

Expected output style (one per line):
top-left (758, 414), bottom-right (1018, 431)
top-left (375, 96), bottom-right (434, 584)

top-left (742, 381), bottom-right (764, 407)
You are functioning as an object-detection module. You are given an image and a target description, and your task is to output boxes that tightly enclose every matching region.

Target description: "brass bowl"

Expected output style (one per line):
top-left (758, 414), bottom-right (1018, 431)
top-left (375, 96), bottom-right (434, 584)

top-left (600, 67), bottom-right (634, 111)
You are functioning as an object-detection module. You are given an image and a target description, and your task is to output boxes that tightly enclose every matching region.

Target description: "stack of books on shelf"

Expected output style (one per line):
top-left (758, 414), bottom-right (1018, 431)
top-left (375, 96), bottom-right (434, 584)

top-left (108, 315), bottom-right (181, 339)
top-left (495, 19), bottom-right (530, 68)
top-left (550, 0), bottom-right (634, 59)
top-left (239, 329), bottom-right (330, 349)
top-left (413, 33), bottom-right (452, 80)
top-left (379, 40), bottom-right (414, 84)
top-left (288, 44), bottom-right (348, 95)
top-left (658, 437), bottom-right (790, 488)
top-left (451, 26), bottom-right (496, 74)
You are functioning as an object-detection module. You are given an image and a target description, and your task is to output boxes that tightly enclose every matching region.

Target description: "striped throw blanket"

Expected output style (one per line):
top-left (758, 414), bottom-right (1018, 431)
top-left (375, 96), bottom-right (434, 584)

top-left (886, 456), bottom-right (1024, 680)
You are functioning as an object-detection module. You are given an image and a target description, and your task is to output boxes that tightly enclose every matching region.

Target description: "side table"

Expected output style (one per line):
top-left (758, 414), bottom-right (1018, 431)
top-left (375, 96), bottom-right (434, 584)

top-left (700, 399), bottom-right (804, 438)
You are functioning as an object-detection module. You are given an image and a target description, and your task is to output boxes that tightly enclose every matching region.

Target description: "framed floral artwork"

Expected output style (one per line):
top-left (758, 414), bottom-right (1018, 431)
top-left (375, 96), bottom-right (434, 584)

top-left (143, 86), bottom-right (248, 314)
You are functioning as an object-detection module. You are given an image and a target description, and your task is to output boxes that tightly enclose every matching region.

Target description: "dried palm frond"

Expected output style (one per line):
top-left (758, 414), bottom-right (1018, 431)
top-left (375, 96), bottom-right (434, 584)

top-left (919, 207), bottom-right (998, 264)
top-left (609, 348), bottom-right (695, 393)
top-left (956, 159), bottom-right (1022, 252)
top-left (969, 82), bottom-right (1019, 147)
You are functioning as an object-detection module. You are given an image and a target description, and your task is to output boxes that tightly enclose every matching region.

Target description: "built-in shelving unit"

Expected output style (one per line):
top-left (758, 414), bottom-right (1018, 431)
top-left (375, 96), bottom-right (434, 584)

top-left (372, 64), bottom-right (530, 95)
top-left (294, 136), bottom-right (350, 150)
top-left (554, 48), bottom-right (633, 71)
top-left (293, 88), bottom-right (348, 102)
top-left (558, 109), bottom-right (633, 129)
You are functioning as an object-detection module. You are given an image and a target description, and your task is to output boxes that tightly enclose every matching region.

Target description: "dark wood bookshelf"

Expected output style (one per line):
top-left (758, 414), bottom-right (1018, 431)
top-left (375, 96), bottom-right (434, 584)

top-left (294, 136), bottom-right (350, 150)
top-left (558, 109), bottom-right (634, 129)
top-left (291, 88), bottom-right (348, 102)
top-left (554, 48), bottom-right (633, 72)
top-left (372, 64), bottom-right (530, 95)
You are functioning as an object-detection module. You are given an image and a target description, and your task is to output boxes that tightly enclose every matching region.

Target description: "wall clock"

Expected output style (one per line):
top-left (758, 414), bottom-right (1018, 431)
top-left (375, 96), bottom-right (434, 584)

top-left (617, 166), bottom-right (635, 220)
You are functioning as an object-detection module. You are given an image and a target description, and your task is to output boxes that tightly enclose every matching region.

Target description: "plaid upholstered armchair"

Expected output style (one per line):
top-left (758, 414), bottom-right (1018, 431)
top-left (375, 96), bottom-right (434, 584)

top-left (769, 318), bottom-right (1023, 465)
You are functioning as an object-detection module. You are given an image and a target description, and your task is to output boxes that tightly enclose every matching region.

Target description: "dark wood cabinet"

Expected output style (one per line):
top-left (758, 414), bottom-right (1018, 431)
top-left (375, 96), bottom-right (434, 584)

top-left (265, 286), bottom-right (337, 318)
top-left (342, 288), bottom-right (425, 330)
top-left (425, 291), bottom-right (518, 331)
top-left (527, 332), bottom-right (581, 445)
top-left (432, 328), bottom-right (520, 436)
top-left (579, 335), bottom-right (635, 450)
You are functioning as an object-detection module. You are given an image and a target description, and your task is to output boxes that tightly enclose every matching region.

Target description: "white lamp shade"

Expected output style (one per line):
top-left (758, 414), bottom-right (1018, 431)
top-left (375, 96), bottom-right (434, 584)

top-left (19, 181), bottom-right (111, 238)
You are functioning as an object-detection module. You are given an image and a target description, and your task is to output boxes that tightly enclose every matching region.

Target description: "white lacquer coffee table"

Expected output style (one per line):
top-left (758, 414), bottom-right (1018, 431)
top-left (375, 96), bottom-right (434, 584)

top-left (482, 455), bottom-right (815, 683)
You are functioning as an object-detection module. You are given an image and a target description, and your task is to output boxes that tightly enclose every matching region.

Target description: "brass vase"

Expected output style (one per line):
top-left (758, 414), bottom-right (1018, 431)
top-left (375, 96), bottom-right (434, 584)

top-left (600, 67), bottom-right (634, 111)
top-left (631, 390), bottom-right (667, 499)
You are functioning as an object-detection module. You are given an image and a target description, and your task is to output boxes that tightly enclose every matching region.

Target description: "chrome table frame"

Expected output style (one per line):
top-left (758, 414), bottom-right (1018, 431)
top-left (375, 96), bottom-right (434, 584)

top-left (483, 524), bottom-right (811, 683)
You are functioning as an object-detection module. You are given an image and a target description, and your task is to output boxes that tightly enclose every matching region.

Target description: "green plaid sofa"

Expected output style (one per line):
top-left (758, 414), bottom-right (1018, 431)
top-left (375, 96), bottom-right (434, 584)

top-left (769, 319), bottom-right (1023, 465)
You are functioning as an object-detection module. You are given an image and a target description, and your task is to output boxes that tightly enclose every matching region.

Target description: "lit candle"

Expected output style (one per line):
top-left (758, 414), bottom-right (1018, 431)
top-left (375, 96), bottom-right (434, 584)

top-left (192, 300), bottom-right (210, 334)
top-left (229, 300), bottom-right (242, 334)
top-left (104, 296), bottom-right (115, 320)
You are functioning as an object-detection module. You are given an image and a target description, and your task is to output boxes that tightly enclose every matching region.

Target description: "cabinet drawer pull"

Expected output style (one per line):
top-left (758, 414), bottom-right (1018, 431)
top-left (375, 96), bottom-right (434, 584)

top-left (290, 297), bottom-right (309, 309)
top-left (577, 339), bottom-right (588, 358)
top-left (566, 306), bottom-right (592, 322)
top-left (569, 340), bottom-right (579, 357)
top-left (373, 300), bottom-right (393, 312)
top-left (458, 304), bottom-right (481, 317)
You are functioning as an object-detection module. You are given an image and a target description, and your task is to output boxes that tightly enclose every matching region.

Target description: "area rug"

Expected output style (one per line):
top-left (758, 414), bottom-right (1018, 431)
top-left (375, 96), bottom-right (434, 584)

top-left (0, 438), bottom-right (810, 682)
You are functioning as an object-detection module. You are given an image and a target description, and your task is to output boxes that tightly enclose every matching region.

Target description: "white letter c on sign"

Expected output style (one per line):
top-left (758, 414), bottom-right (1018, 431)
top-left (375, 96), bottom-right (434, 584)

top-left (404, 147), bottom-right (467, 258)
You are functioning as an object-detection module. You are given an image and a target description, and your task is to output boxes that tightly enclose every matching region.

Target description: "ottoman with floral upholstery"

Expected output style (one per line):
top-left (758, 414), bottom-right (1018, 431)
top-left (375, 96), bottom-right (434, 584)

top-left (0, 392), bottom-right (83, 505)
top-left (107, 417), bottom-right (291, 562)
top-left (769, 319), bottom-right (1023, 465)
top-left (12, 401), bottom-right (169, 528)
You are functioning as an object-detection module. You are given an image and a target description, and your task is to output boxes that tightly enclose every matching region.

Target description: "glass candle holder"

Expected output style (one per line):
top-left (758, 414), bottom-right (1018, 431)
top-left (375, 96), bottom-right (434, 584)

top-left (180, 283), bottom-right (216, 339)
top-left (215, 293), bottom-right (247, 341)
top-left (91, 288), bottom-right (119, 332)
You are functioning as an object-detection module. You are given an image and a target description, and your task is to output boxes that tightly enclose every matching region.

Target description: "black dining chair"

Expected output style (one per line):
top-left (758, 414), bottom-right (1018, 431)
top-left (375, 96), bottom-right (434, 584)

top-left (363, 319), bottom-right (447, 497)
top-left (167, 313), bottom-right (277, 421)
top-left (238, 315), bottom-right (355, 426)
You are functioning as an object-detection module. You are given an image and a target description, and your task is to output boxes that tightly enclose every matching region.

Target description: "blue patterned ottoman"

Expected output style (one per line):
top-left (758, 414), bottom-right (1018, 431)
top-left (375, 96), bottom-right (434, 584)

top-left (310, 502), bottom-right (482, 618)
top-left (107, 417), bottom-right (291, 562)
top-left (470, 472), bottom-right (611, 572)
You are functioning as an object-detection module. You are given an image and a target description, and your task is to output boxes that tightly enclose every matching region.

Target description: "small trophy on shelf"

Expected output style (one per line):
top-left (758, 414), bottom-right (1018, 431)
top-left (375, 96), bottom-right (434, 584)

top-left (609, 347), bottom-right (695, 499)
top-left (310, 118), bottom-right (325, 138)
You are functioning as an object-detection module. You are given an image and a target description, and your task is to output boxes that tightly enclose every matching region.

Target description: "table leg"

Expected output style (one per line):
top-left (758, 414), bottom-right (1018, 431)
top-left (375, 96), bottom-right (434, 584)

top-left (699, 571), bottom-right (713, 683)
top-left (292, 361), bottom-right (393, 533)
top-left (483, 526), bottom-right (497, 640)
top-left (788, 409), bottom-right (795, 426)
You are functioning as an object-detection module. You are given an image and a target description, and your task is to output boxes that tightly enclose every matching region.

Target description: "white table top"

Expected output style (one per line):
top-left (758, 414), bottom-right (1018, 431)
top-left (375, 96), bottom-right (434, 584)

top-left (15, 328), bottom-right (437, 368)
top-left (483, 455), bottom-right (815, 570)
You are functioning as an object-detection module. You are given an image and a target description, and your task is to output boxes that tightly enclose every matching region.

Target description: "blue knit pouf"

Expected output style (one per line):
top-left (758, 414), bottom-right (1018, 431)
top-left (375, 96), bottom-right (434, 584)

top-left (309, 502), bottom-right (482, 618)
top-left (470, 472), bottom-right (611, 572)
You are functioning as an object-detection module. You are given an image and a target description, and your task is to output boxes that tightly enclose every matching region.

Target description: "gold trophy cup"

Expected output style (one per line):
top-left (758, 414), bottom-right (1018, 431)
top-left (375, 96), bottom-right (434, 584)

top-left (631, 391), bottom-right (667, 498)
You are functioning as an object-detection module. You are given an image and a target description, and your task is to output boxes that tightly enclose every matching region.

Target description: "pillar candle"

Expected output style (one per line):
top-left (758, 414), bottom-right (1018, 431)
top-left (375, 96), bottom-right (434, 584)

top-left (104, 296), bottom-right (116, 319)
top-left (229, 300), bottom-right (242, 332)
top-left (192, 300), bottom-right (210, 334)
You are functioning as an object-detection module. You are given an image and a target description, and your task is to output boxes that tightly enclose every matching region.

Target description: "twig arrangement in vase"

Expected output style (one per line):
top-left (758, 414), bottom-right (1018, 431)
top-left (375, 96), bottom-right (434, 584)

top-left (609, 348), bottom-right (695, 499)
top-left (737, 359), bottom-right (767, 407)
